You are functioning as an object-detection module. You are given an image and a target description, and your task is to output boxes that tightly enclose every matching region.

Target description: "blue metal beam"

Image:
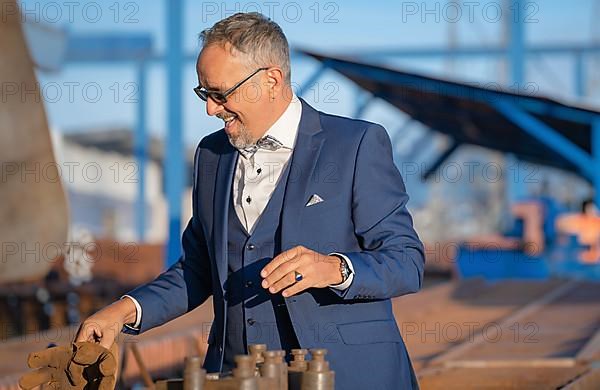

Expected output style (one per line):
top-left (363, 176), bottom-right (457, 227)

top-left (62, 34), bottom-right (600, 69)
top-left (134, 61), bottom-right (148, 242)
top-left (297, 63), bottom-right (328, 98)
top-left (422, 141), bottom-right (460, 181)
top-left (165, 0), bottom-right (184, 267)
top-left (352, 92), bottom-right (374, 118)
top-left (509, 0), bottom-right (525, 86)
top-left (391, 119), bottom-right (414, 156)
top-left (494, 99), bottom-right (593, 180)
top-left (327, 60), bottom-right (599, 125)
top-left (505, 154), bottom-right (525, 203)
top-left (593, 117), bottom-right (600, 207)
top-left (66, 34), bottom-right (153, 62)
top-left (321, 44), bottom-right (600, 59)
top-left (575, 53), bottom-right (585, 98)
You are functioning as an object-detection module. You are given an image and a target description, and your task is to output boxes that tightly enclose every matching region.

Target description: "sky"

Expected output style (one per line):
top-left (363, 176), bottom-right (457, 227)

top-left (20, 0), bottom-right (600, 147)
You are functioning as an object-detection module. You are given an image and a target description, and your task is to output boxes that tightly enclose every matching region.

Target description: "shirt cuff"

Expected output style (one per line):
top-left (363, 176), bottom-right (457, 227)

top-left (327, 253), bottom-right (355, 290)
top-left (121, 295), bottom-right (142, 330)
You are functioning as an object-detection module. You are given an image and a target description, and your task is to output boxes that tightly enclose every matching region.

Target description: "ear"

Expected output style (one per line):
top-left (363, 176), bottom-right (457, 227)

top-left (265, 67), bottom-right (285, 90)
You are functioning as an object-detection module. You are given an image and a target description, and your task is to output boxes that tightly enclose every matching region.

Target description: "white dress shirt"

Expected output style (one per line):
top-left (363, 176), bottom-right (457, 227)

top-left (124, 94), bottom-right (353, 329)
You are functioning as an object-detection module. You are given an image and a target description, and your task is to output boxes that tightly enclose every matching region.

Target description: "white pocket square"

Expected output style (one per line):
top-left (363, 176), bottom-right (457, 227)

top-left (305, 194), bottom-right (324, 207)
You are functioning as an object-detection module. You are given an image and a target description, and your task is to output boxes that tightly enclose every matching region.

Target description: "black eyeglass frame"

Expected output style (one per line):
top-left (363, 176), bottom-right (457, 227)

top-left (194, 67), bottom-right (269, 104)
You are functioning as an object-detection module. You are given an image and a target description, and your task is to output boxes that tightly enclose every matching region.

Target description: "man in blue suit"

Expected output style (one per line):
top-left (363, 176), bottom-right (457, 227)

top-left (77, 12), bottom-right (425, 389)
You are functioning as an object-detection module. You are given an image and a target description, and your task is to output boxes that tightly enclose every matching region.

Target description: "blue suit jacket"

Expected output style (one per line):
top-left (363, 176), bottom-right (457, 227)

top-left (126, 99), bottom-right (425, 389)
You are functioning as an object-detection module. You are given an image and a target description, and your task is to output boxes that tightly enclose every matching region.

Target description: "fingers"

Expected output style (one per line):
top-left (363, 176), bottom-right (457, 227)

top-left (260, 245), bottom-right (303, 278)
top-left (282, 277), bottom-right (312, 297)
top-left (75, 321), bottom-right (120, 350)
top-left (19, 367), bottom-right (53, 389)
top-left (267, 270), bottom-right (302, 294)
top-left (74, 322), bottom-right (100, 343)
top-left (262, 257), bottom-right (305, 291)
top-left (98, 333), bottom-right (117, 351)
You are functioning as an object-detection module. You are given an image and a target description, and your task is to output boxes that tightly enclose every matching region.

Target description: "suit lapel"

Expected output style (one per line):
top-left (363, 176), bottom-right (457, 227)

top-left (280, 99), bottom-right (324, 250)
top-left (214, 142), bottom-right (237, 291)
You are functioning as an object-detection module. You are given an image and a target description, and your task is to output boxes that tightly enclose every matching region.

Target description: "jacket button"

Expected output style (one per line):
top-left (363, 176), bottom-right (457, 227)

top-left (247, 318), bottom-right (256, 326)
top-left (245, 281), bottom-right (253, 288)
top-left (247, 243), bottom-right (255, 250)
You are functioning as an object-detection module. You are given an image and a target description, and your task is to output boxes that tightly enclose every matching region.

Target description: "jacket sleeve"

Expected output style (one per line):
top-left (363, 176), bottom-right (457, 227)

top-left (333, 124), bottom-right (425, 300)
top-left (122, 146), bottom-right (213, 334)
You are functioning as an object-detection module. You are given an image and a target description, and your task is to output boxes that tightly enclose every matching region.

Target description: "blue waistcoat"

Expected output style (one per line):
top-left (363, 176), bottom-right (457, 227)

top-left (223, 156), bottom-right (299, 371)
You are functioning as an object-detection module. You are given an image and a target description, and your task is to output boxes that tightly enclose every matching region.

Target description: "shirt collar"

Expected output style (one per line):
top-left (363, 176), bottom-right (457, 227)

top-left (261, 93), bottom-right (302, 150)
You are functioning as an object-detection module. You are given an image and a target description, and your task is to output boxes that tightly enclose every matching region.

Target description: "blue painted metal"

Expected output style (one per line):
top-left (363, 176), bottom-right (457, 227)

top-left (456, 246), bottom-right (549, 281)
top-left (165, 0), bottom-right (185, 267)
top-left (135, 61), bottom-right (147, 242)
top-left (505, 154), bottom-right (525, 203)
top-left (66, 34), bottom-right (153, 62)
top-left (517, 99), bottom-right (596, 125)
top-left (575, 53), bottom-right (585, 98)
top-left (422, 141), bottom-right (460, 180)
top-left (593, 117), bottom-right (600, 208)
top-left (297, 63), bottom-right (328, 98)
top-left (324, 44), bottom-right (600, 59)
top-left (323, 59), bottom-right (598, 125)
top-left (508, 0), bottom-right (525, 87)
top-left (494, 99), bottom-right (593, 180)
top-left (352, 92), bottom-right (374, 118)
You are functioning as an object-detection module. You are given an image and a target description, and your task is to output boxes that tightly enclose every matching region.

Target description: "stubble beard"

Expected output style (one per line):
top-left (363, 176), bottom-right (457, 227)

top-left (227, 120), bottom-right (256, 149)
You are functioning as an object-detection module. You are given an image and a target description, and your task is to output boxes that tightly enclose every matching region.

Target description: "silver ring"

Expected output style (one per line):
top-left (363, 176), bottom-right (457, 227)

top-left (294, 271), bottom-right (303, 283)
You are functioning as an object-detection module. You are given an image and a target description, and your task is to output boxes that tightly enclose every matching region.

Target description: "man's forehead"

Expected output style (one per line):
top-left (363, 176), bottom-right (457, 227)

top-left (197, 44), bottom-right (244, 88)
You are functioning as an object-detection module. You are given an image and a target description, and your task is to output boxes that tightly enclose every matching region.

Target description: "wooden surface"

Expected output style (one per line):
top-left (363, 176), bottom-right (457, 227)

top-left (394, 278), bottom-right (600, 389)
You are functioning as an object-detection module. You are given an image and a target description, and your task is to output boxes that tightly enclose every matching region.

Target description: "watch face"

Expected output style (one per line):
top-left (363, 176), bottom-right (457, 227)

top-left (341, 261), bottom-right (350, 281)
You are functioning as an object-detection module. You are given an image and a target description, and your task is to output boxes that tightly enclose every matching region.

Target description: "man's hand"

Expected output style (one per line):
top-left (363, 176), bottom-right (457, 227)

top-left (260, 245), bottom-right (343, 297)
top-left (75, 297), bottom-right (137, 350)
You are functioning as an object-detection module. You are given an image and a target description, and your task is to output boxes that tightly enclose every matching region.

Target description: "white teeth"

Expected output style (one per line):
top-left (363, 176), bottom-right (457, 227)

top-left (221, 115), bottom-right (237, 123)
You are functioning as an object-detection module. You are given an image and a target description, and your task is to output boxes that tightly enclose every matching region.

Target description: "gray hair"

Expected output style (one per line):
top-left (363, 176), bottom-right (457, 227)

top-left (199, 12), bottom-right (291, 85)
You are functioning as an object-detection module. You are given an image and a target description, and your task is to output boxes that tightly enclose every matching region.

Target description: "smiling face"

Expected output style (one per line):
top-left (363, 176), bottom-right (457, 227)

top-left (197, 43), bottom-right (288, 149)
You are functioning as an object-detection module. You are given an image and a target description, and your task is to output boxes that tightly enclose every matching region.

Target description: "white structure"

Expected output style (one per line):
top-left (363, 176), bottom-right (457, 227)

top-left (51, 128), bottom-right (193, 243)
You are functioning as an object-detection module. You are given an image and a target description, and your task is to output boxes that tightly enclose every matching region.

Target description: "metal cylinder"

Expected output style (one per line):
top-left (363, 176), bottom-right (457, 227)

top-left (234, 355), bottom-right (259, 390)
top-left (288, 349), bottom-right (309, 390)
top-left (183, 356), bottom-right (206, 390)
top-left (276, 350), bottom-right (288, 390)
top-left (260, 350), bottom-right (288, 390)
top-left (301, 349), bottom-right (334, 390)
top-left (248, 344), bottom-right (267, 365)
top-left (289, 349), bottom-right (309, 371)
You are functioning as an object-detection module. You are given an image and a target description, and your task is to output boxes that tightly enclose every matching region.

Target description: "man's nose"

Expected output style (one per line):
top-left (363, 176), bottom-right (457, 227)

top-left (206, 96), bottom-right (224, 116)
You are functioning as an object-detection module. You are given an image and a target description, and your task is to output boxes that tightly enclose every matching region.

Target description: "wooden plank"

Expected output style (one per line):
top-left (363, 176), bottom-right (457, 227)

top-left (429, 280), bottom-right (580, 365)
top-left (562, 367), bottom-right (600, 390)
top-left (443, 358), bottom-right (577, 368)
top-left (576, 327), bottom-right (600, 362)
top-left (419, 365), bottom-right (589, 390)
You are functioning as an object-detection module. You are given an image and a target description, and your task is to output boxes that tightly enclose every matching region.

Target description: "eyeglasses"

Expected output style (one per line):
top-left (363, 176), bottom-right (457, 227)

top-left (194, 67), bottom-right (269, 104)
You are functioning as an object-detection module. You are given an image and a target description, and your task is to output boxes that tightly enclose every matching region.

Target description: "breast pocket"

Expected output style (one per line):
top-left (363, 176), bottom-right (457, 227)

top-left (303, 195), bottom-right (344, 218)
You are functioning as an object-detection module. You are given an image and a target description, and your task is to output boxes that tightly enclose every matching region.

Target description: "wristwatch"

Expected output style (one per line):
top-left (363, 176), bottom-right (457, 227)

top-left (333, 254), bottom-right (352, 284)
